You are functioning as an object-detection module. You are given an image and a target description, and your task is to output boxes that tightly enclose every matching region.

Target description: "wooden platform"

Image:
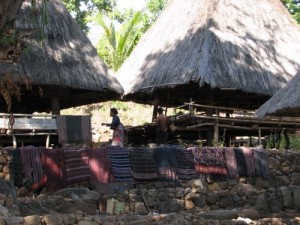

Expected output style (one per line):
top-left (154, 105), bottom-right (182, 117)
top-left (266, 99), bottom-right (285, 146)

top-left (126, 103), bottom-right (300, 146)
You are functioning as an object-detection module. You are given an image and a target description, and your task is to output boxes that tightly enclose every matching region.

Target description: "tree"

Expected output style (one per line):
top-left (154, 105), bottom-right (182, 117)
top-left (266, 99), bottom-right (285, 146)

top-left (282, 0), bottom-right (300, 23)
top-left (61, 0), bottom-right (116, 32)
top-left (95, 11), bottom-right (144, 71)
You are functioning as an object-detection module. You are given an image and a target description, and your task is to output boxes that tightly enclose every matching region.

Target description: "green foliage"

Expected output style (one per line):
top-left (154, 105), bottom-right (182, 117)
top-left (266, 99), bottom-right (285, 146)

top-left (147, 0), bottom-right (168, 21)
top-left (95, 11), bottom-right (144, 71)
top-left (289, 134), bottom-right (300, 150)
top-left (281, 0), bottom-right (300, 23)
top-left (62, 0), bottom-right (116, 32)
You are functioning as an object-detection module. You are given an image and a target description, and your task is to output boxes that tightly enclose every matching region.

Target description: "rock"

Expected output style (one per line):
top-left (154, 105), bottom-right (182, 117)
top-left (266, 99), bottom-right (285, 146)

top-left (42, 214), bottom-right (63, 225)
top-left (291, 185), bottom-right (300, 210)
top-left (191, 179), bottom-right (207, 193)
top-left (199, 209), bottom-right (238, 220)
top-left (23, 215), bottom-right (41, 225)
top-left (206, 193), bottom-right (219, 205)
top-left (184, 199), bottom-right (194, 210)
top-left (135, 202), bottom-right (148, 215)
top-left (279, 186), bottom-right (293, 208)
top-left (61, 213), bottom-right (76, 225)
top-left (268, 157), bottom-right (281, 170)
top-left (269, 199), bottom-right (283, 213)
top-left (238, 208), bottom-right (260, 220)
top-left (291, 173), bottom-right (300, 185)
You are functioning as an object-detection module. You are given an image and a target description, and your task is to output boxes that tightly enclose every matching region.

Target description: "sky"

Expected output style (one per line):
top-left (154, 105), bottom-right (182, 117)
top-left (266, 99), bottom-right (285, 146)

top-left (88, 0), bottom-right (147, 45)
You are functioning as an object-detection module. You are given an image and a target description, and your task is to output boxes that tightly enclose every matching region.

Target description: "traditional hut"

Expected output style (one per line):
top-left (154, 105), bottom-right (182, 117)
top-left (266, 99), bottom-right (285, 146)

top-left (256, 70), bottom-right (300, 118)
top-left (0, 0), bottom-right (123, 114)
top-left (116, 0), bottom-right (300, 110)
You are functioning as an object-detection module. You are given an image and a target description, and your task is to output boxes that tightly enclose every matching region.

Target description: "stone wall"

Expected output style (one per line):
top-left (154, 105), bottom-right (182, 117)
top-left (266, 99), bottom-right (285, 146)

top-left (1, 147), bottom-right (300, 222)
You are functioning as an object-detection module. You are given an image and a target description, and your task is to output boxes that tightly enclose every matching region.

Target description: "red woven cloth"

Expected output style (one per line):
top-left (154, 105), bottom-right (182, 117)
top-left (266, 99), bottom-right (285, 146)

top-left (39, 147), bottom-right (66, 192)
top-left (86, 147), bottom-right (113, 188)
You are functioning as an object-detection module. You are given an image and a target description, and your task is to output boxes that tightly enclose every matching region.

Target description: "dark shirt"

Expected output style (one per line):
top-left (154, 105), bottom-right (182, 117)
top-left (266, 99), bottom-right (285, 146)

top-left (110, 115), bottom-right (120, 130)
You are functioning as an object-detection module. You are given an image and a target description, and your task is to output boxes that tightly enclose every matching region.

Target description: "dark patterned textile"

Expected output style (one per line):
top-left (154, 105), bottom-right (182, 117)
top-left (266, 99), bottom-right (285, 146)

top-left (223, 147), bottom-right (238, 179)
top-left (153, 145), bottom-right (178, 181)
top-left (62, 146), bottom-right (90, 186)
top-left (173, 147), bottom-right (198, 180)
top-left (19, 145), bottom-right (43, 183)
top-left (240, 147), bottom-right (255, 176)
top-left (87, 147), bottom-right (112, 187)
top-left (107, 146), bottom-right (133, 183)
top-left (7, 148), bottom-right (23, 187)
top-left (234, 148), bottom-right (248, 177)
top-left (252, 147), bottom-right (269, 179)
top-left (190, 146), bottom-right (227, 175)
top-left (129, 147), bottom-right (158, 182)
top-left (39, 147), bottom-right (66, 191)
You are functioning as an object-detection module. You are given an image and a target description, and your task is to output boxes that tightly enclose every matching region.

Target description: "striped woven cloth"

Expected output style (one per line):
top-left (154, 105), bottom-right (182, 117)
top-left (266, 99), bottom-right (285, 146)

top-left (62, 146), bottom-right (90, 186)
top-left (19, 145), bottom-right (43, 183)
top-left (39, 147), bottom-right (66, 191)
top-left (189, 146), bottom-right (227, 175)
top-left (87, 147), bottom-right (113, 187)
top-left (239, 147), bottom-right (256, 177)
top-left (173, 146), bottom-right (198, 180)
top-left (153, 145), bottom-right (178, 181)
top-left (129, 147), bottom-right (158, 182)
top-left (107, 146), bottom-right (134, 184)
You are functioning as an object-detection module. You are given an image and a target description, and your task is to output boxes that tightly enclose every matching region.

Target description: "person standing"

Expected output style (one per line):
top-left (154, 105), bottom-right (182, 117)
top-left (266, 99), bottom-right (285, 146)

top-left (155, 107), bottom-right (169, 145)
top-left (102, 108), bottom-right (125, 147)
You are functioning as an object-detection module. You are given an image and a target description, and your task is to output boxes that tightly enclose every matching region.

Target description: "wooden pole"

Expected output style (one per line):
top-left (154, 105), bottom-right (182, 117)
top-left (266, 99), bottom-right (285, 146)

top-left (152, 105), bottom-right (158, 122)
top-left (258, 128), bottom-right (262, 146)
top-left (51, 96), bottom-right (60, 115)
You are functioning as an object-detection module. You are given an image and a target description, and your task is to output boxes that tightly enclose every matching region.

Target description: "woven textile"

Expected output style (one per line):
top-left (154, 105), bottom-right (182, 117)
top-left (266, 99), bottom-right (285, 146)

top-left (7, 148), bottom-right (23, 187)
top-left (107, 146), bottom-right (133, 183)
top-left (190, 146), bottom-right (227, 175)
top-left (252, 147), bottom-right (269, 179)
top-left (174, 147), bottom-right (198, 180)
top-left (56, 115), bottom-right (92, 145)
top-left (19, 145), bottom-right (43, 183)
top-left (153, 145), bottom-right (178, 181)
top-left (62, 146), bottom-right (90, 186)
top-left (234, 148), bottom-right (248, 177)
top-left (129, 147), bottom-right (158, 182)
top-left (240, 147), bottom-right (256, 176)
top-left (87, 147), bottom-right (112, 187)
top-left (223, 147), bottom-right (238, 179)
top-left (39, 147), bottom-right (66, 191)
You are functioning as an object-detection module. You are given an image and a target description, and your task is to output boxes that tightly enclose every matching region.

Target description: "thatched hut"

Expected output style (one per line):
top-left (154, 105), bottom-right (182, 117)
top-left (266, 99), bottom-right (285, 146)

top-left (0, 0), bottom-right (123, 114)
top-left (256, 70), bottom-right (300, 118)
top-left (117, 0), bottom-right (300, 110)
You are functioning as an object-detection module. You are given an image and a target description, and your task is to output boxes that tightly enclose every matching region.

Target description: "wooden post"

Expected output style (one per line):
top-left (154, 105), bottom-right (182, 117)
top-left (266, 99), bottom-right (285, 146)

top-left (152, 105), bottom-right (158, 122)
top-left (214, 124), bottom-right (219, 143)
top-left (206, 92), bottom-right (214, 146)
top-left (258, 128), bottom-right (262, 146)
top-left (51, 96), bottom-right (60, 115)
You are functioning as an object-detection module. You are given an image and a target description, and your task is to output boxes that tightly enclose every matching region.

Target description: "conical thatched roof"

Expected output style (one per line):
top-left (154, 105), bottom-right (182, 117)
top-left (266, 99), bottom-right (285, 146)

top-left (116, 0), bottom-right (300, 109)
top-left (256, 70), bottom-right (300, 118)
top-left (0, 0), bottom-right (123, 113)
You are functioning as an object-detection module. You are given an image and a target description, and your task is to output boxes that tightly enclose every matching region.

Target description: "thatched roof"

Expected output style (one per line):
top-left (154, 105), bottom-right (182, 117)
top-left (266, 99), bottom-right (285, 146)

top-left (116, 0), bottom-right (300, 109)
top-left (0, 0), bottom-right (123, 113)
top-left (256, 70), bottom-right (300, 118)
